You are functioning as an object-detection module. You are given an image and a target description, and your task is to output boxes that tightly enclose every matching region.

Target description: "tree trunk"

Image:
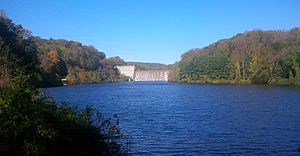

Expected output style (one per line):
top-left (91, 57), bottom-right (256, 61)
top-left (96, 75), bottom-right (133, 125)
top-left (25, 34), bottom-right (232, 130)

top-left (242, 58), bottom-right (245, 80)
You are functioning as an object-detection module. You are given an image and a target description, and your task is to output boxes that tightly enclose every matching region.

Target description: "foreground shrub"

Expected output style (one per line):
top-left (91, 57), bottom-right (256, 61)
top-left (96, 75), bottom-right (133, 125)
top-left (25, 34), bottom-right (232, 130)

top-left (0, 72), bottom-right (127, 156)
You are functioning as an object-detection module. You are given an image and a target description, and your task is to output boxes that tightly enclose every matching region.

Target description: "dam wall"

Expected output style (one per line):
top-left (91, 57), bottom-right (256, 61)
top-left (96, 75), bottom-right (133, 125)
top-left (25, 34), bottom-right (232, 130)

top-left (116, 65), bottom-right (169, 81)
top-left (115, 65), bottom-right (135, 79)
top-left (134, 70), bottom-right (169, 81)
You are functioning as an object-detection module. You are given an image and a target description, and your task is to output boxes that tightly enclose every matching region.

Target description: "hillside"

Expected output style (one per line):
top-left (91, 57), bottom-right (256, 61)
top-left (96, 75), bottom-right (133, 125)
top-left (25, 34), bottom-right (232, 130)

top-left (32, 37), bottom-right (127, 86)
top-left (126, 62), bottom-right (172, 70)
top-left (0, 14), bottom-right (127, 87)
top-left (169, 28), bottom-right (300, 85)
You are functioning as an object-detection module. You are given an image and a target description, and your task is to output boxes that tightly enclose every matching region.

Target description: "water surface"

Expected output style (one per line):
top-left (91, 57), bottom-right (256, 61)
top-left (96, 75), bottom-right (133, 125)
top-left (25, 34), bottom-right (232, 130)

top-left (44, 82), bottom-right (300, 155)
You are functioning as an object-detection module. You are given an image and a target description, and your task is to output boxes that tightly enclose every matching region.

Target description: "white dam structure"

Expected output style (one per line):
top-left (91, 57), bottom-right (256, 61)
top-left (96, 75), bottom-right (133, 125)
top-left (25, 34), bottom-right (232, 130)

top-left (115, 65), bottom-right (135, 79)
top-left (116, 65), bottom-right (169, 81)
top-left (134, 70), bottom-right (169, 81)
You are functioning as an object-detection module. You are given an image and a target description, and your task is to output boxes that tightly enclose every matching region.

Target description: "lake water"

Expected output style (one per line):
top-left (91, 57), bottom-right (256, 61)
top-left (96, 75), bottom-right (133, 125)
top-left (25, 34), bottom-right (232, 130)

top-left (44, 82), bottom-right (300, 155)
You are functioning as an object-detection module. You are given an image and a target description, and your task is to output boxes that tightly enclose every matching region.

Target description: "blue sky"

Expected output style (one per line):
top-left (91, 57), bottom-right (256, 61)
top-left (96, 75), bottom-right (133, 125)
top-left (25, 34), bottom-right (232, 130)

top-left (1, 0), bottom-right (300, 64)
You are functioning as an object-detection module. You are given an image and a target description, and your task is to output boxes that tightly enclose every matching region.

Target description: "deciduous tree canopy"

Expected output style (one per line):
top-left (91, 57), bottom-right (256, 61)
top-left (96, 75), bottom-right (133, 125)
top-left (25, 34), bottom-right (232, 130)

top-left (0, 14), bottom-right (127, 87)
top-left (170, 29), bottom-right (300, 85)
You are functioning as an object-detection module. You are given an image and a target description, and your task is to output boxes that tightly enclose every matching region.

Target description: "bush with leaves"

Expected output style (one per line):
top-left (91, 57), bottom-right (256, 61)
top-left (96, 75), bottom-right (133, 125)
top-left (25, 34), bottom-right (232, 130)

top-left (0, 70), bottom-right (127, 156)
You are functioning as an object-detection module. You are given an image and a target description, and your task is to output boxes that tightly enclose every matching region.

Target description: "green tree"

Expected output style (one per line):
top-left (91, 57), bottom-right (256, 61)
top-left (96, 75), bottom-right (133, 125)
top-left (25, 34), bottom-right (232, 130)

top-left (0, 14), bottom-right (38, 87)
top-left (230, 56), bottom-right (241, 81)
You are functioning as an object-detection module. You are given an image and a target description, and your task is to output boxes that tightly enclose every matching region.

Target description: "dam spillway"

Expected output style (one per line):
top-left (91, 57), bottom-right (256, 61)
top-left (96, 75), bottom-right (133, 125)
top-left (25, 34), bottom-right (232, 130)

top-left (134, 70), bottom-right (169, 81)
top-left (116, 65), bottom-right (169, 81)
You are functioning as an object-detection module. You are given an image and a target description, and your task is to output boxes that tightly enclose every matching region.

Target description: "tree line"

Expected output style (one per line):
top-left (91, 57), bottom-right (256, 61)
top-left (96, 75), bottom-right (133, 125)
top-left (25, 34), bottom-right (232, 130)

top-left (169, 28), bottom-right (300, 85)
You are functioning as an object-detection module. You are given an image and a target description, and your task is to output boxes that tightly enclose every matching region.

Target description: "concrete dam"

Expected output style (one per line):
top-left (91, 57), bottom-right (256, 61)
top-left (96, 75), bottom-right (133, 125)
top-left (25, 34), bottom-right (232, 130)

top-left (116, 65), bottom-right (169, 81)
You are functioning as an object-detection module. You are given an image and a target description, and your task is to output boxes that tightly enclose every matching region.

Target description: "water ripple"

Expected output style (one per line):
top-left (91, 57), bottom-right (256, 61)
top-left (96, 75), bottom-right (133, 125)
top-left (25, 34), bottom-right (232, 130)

top-left (45, 82), bottom-right (300, 155)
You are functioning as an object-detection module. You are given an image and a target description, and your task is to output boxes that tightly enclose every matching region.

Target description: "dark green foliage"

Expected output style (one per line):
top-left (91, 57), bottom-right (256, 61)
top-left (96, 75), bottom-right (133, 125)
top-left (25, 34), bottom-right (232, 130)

top-left (0, 15), bottom-right (38, 87)
top-left (171, 28), bottom-right (300, 85)
top-left (186, 52), bottom-right (230, 81)
top-left (0, 71), bottom-right (126, 156)
top-left (177, 50), bottom-right (231, 83)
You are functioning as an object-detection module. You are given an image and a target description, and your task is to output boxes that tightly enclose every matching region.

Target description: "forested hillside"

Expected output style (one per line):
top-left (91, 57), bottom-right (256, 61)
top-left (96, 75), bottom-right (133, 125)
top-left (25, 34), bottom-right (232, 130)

top-left (32, 37), bottom-right (127, 86)
top-left (169, 28), bottom-right (300, 85)
top-left (0, 14), bottom-right (127, 87)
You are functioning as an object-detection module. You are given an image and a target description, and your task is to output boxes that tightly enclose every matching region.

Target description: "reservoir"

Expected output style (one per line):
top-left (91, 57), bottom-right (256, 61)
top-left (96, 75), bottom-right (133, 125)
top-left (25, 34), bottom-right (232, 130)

top-left (44, 82), bottom-right (300, 155)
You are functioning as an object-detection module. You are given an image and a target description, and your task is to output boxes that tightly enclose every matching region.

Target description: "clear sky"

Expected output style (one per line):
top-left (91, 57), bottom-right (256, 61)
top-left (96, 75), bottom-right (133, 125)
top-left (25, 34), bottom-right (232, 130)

top-left (1, 0), bottom-right (300, 64)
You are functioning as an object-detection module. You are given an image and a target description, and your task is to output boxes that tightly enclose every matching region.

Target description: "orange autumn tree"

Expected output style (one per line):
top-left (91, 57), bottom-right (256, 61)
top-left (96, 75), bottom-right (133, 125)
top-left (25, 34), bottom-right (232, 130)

top-left (43, 49), bottom-right (67, 76)
top-left (48, 49), bottom-right (60, 65)
top-left (39, 49), bottom-right (67, 86)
